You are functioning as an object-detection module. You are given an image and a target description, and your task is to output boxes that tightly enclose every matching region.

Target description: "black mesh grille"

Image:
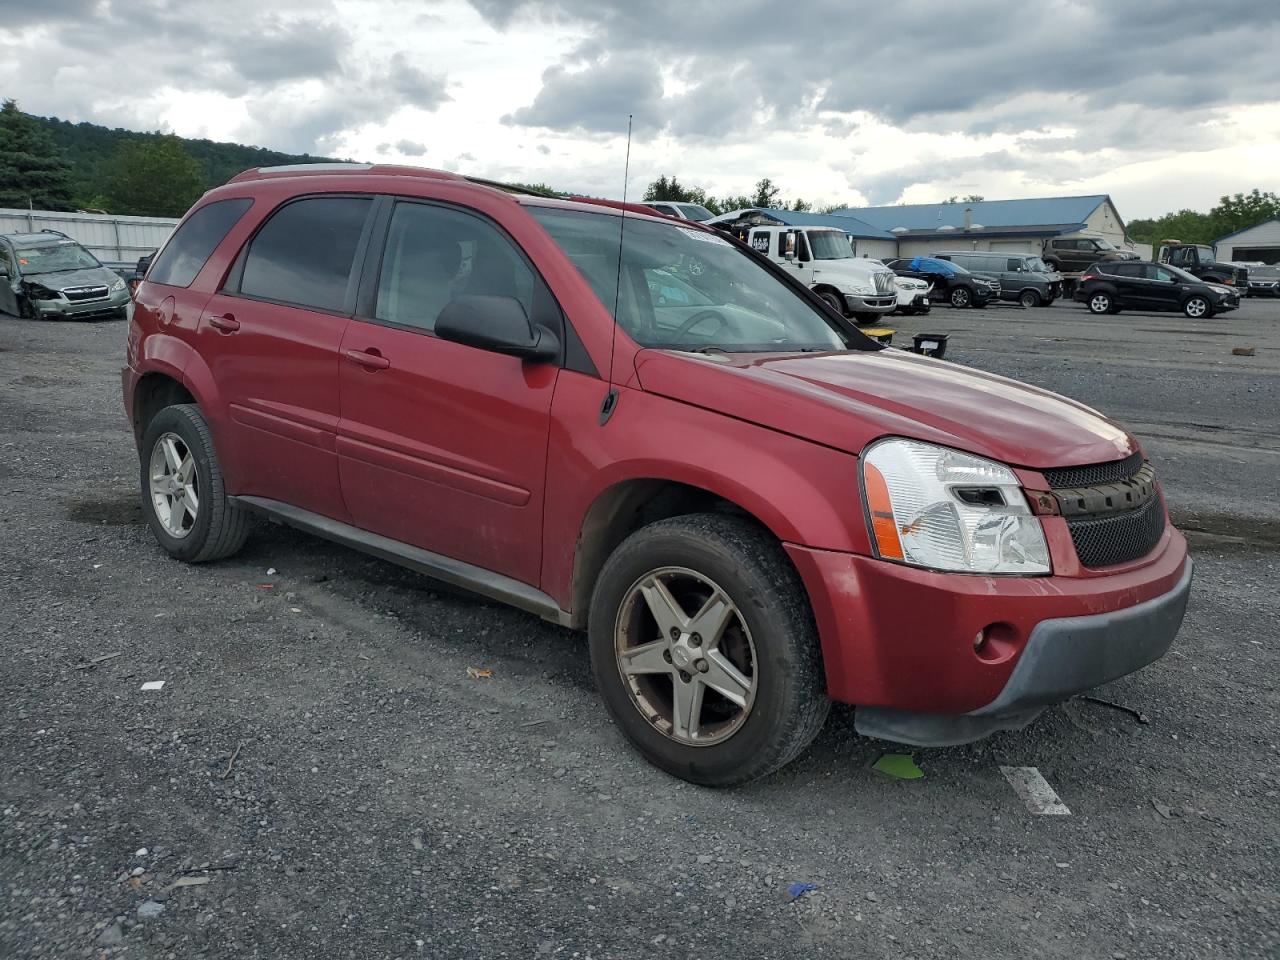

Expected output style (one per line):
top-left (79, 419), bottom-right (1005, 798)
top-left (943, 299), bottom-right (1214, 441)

top-left (1042, 450), bottom-right (1144, 489)
top-left (1066, 493), bottom-right (1166, 568)
top-left (63, 285), bottom-right (109, 302)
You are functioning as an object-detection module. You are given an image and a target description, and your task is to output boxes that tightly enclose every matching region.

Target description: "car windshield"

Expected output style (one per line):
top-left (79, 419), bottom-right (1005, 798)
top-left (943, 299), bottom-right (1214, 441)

top-left (1092, 238), bottom-right (1117, 251)
top-left (1026, 256), bottom-right (1051, 272)
top-left (676, 204), bottom-right (713, 222)
top-left (806, 231), bottom-right (852, 260)
top-left (529, 206), bottom-right (852, 353)
top-left (1196, 246), bottom-right (1215, 260)
top-left (14, 240), bottom-right (101, 274)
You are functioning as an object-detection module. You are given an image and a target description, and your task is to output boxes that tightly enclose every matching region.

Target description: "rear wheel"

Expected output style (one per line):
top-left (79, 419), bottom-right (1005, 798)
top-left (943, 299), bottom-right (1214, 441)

top-left (588, 513), bottom-right (828, 787)
top-left (1087, 292), bottom-right (1113, 314)
top-left (139, 404), bottom-right (251, 563)
top-left (1183, 295), bottom-right (1211, 319)
top-left (1019, 289), bottom-right (1042, 308)
top-left (949, 287), bottom-right (972, 308)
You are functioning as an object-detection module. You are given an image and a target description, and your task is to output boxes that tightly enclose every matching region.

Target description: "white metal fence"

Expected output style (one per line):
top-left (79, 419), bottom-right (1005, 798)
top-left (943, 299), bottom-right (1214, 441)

top-left (0, 208), bottom-right (177, 265)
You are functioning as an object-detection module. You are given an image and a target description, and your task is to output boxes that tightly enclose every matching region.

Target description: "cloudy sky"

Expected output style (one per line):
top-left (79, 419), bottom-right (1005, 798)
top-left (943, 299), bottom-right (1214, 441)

top-left (4, 0), bottom-right (1280, 217)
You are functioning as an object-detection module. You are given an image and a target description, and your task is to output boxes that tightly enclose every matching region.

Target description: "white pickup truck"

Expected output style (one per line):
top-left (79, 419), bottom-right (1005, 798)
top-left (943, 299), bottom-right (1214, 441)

top-left (726, 224), bottom-right (898, 322)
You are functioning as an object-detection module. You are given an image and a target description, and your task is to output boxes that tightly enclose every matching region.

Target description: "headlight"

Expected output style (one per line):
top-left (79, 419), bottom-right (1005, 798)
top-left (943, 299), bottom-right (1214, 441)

top-left (848, 285), bottom-right (873, 296)
top-left (861, 438), bottom-right (1051, 574)
top-left (110, 277), bottom-right (126, 292)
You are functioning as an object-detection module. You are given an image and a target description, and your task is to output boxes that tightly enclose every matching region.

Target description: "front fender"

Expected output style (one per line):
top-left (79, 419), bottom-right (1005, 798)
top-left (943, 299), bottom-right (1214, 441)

top-left (540, 373), bottom-right (871, 610)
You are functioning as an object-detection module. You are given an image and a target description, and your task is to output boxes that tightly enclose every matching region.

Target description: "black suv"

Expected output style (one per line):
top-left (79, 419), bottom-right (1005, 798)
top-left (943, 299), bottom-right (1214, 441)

top-left (883, 257), bottom-right (1000, 308)
top-left (1074, 261), bottom-right (1239, 319)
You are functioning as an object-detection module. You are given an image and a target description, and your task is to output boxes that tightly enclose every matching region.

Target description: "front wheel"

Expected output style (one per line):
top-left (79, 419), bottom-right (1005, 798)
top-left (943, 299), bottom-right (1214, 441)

top-left (139, 404), bottom-right (251, 563)
top-left (588, 514), bottom-right (829, 787)
top-left (1087, 292), bottom-right (1113, 314)
top-left (1183, 296), bottom-right (1211, 319)
top-left (817, 291), bottom-right (845, 316)
top-left (1019, 289), bottom-right (1042, 308)
top-left (949, 287), bottom-right (972, 308)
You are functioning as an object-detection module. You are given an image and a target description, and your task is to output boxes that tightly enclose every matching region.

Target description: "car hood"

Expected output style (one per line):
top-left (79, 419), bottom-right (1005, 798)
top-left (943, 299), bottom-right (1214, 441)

top-left (634, 348), bottom-right (1136, 470)
top-left (22, 267), bottom-right (117, 289)
top-left (810, 259), bottom-right (892, 283)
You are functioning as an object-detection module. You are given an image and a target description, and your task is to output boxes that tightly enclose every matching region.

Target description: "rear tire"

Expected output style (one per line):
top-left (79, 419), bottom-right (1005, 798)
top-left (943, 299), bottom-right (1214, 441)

top-left (139, 404), bottom-right (251, 563)
top-left (588, 513), bottom-right (829, 787)
top-left (1087, 292), bottom-right (1113, 314)
top-left (949, 287), bottom-right (972, 308)
top-left (1183, 295), bottom-right (1211, 319)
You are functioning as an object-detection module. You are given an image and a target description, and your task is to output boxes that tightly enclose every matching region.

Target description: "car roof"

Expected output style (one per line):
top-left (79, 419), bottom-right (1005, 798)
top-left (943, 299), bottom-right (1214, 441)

top-left (2, 232), bottom-right (79, 244)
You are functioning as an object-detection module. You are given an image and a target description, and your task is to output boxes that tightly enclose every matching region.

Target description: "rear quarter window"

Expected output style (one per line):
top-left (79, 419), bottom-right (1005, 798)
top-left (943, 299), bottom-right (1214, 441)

top-left (148, 198), bottom-right (253, 288)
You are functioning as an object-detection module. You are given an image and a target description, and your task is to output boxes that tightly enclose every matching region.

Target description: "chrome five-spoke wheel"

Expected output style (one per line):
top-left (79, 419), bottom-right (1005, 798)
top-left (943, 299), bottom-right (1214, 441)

top-left (614, 566), bottom-right (757, 745)
top-left (149, 431), bottom-right (199, 538)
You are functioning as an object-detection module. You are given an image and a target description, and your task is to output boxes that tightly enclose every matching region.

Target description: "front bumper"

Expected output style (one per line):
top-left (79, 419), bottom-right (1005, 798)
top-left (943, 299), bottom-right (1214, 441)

top-left (784, 526), bottom-right (1190, 745)
top-left (33, 289), bottom-right (130, 320)
top-left (845, 293), bottom-right (896, 315)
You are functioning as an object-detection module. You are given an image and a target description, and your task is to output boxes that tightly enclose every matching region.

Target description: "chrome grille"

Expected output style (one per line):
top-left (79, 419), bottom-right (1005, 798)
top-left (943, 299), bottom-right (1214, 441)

top-left (62, 285), bottom-right (110, 302)
top-left (873, 272), bottom-right (895, 295)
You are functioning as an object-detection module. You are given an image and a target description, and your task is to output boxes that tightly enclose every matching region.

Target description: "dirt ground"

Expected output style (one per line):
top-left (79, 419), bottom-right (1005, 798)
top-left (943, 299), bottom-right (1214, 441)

top-left (1, 297), bottom-right (1277, 959)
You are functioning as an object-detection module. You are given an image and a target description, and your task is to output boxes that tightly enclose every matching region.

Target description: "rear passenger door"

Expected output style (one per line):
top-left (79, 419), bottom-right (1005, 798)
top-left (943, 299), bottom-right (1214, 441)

top-left (335, 198), bottom-right (560, 586)
top-left (196, 194), bottom-right (375, 522)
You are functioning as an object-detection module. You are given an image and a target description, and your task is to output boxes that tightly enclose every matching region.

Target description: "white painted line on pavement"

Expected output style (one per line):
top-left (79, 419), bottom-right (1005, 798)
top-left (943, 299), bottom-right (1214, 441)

top-left (1000, 765), bottom-right (1071, 815)
top-left (140, 680), bottom-right (165, 691)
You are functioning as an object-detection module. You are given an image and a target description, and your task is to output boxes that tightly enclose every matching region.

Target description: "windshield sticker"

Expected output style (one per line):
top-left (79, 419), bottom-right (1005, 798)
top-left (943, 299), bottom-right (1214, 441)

top-left (678, 227), bottom-right (730, 247)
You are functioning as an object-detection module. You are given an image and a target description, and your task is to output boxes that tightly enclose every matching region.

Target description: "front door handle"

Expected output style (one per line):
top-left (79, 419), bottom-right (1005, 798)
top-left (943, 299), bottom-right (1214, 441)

top-left (344, 348), bottom-right (391, 371)
top-left (208, 314), bottom-right (240, 333)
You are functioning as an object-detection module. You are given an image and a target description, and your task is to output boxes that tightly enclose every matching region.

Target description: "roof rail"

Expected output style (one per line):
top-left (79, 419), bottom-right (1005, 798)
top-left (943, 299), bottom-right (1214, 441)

top-left (40, 228), bottom-right (72, 238)
top-left (567, 196), bottom-right (663, 217)
top-left (226, 163), bottom-right (466, 185)
top-left (464, 177), bottom-right (558, 198)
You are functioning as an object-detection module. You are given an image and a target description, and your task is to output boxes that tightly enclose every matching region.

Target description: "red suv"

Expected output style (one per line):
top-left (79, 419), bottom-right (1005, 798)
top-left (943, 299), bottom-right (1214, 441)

top-left (123, 164), bottom-right (1192, 786)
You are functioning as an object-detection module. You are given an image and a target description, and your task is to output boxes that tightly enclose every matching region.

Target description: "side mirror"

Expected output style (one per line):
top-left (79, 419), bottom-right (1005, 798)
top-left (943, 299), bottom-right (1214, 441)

top-left (435, 294), bottom-right (559, 362)
top-left (781, 231), bottom-right (796, 260)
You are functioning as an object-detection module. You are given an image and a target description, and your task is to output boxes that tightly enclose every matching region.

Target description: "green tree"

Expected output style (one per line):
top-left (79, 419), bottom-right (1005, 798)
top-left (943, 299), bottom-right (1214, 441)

top-left (785, 198), bottom-right (812, 213)
top-left (1208, 189), bottom-right (1280, 239)
top-left (0, 99), bottom-right (75, 210)
top-left (750, 177), bottom-right (780, 208)
top-left (644, 174), bottom-right (699, 203)
top-left (101, 136), bottom-right (205, 216)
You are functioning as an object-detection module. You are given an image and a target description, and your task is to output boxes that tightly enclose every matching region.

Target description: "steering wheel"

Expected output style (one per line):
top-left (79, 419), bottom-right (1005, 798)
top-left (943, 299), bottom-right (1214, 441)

top-left (670, 309), bottom-right (729, 343)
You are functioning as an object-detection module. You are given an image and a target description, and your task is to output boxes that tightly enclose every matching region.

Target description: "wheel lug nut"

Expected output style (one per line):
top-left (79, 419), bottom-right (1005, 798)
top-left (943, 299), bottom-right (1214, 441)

top-left (695, 659), bottom-right (708, 673)
top-left (669, 627), bottom-right (680, 640)
top-left (662, 650), bottom-right (673, 664)
top-left (689, 633), bottom-right (702, 647)
top-left (679, 671), bottom-right (691, 683)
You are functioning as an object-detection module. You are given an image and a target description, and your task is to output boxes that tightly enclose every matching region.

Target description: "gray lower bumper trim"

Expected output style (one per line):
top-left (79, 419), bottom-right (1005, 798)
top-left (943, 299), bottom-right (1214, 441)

top-left (854, 560), bottom-right (1193, 748)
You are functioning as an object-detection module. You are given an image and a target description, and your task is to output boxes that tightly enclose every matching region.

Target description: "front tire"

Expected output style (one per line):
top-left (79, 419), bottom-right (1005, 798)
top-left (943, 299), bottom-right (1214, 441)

top-left (817, 291), bottom-right (845, 317)
top-left (1019, 289), bottom-right (1042, 308)
top-left (1183, 295), bottom-right (1211, 319)
top-left (949, 287), bottom-right (972, 308)
top-left (139, 404), bottom-right (251, 563)
top-left (588, 513), bottom-right (829, 787)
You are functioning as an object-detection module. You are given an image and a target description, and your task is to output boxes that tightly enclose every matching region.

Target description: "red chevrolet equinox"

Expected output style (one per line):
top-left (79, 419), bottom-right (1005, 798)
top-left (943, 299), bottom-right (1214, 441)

top-left (123, 164), bottom-right (1192, 786)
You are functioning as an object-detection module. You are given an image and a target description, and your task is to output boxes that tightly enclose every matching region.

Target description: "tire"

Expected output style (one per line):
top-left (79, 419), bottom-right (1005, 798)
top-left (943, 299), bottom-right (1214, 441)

top-left (18, 297), bottom-right (35, 320)
top-left (1183, 296), bottom-right (1211, 319)
top-left (139, 403), bottom-right (251, 563)
top-left (817, 291), bottom-right (845, 316)
top-left (1018, 289), bottom-right (1042, 308)
top-left (1087, 291), bottom-right (1113, 315)
top-left (588, 513), bottom-right (829, 787)
top-left (949, 287), bottom-right (972, 308)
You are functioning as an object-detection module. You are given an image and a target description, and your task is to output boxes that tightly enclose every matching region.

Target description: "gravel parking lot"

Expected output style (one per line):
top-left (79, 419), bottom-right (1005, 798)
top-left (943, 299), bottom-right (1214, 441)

top-left (2, 298), bottom-right (1278, 960)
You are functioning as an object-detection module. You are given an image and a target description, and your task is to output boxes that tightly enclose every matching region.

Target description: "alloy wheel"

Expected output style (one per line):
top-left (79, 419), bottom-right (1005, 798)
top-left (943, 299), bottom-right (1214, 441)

top-left (148, 432), bottom-right (199, 538)
top-left (1090, 294), bottom-right (1111, 314)
top-left (613, 566), bottom-right (757, 746)
top-left (1185, 297), bottom-right (1208, 318)
top-left (950, 288), bottom-right (971, 308)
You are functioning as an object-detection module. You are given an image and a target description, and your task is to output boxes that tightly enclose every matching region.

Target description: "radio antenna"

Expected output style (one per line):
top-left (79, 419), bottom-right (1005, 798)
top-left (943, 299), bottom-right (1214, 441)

top-left (600, 114), bottom-right (632, 423)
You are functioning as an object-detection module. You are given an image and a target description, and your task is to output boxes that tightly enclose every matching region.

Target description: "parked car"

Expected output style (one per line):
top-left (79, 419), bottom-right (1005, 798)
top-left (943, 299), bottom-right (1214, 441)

top-left (884, 256), bottom-right (1000, 308)
top-left (0, 230), bottom-right (131, 320)
top-left (642, 201), bottom-right (715, 222)
top-left (713, 220), bottom-right (897, 322)
top-left (868, 263), bottom-right (932, 314)
top-left (1246, 263), bottom-right (1280, 297)
top-left (1075, 261), bottom-right (1240, 318)
top-left (129, 250), bottom-right (156, 295)
top-left (124, 164), bottom-right (1192, 786)
top-left (1042, 235), bottom-right (1139, 273)
top-left (933, 250), bottom-right (1061, 307)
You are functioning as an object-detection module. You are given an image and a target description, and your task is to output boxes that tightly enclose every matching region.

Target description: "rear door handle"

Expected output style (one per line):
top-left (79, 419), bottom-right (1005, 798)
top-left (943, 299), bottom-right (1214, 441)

top-left (343, 348), bottom-right (391, 371)
top-left (208, 314), bottom-right (240, 333)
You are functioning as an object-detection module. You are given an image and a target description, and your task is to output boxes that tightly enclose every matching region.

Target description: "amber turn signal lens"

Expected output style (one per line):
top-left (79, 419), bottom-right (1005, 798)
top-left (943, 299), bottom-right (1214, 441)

top-left (863, 461), bottom-right (904, 560)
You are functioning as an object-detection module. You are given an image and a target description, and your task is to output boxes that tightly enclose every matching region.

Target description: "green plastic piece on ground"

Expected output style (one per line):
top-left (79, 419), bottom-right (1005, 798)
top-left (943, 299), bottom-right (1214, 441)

top-left (872, 753), bottom-right (924, 779)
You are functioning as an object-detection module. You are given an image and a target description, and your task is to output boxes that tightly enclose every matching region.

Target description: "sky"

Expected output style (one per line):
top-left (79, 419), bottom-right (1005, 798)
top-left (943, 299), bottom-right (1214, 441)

top-left (3, 0), bottom-right (1279, 219)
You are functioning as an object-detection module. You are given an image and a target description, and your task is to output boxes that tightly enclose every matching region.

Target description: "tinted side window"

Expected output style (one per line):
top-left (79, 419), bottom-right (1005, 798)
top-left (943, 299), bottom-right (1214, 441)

top-left (238, 196), bottom-right (371, 312)
top-left (1007, 258), bottom-right (1023, 271)
top-left (1107, 262), bottom-right (1136, 277)
top-left (148, 197), bottom-right (253, 288)
top-left (375, 202), bottom-right (535, 333)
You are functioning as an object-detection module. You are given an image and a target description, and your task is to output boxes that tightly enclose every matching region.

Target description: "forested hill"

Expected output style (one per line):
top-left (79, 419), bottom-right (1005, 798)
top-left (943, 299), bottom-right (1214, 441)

top-left (36, 113), bottom-right (343, 202)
